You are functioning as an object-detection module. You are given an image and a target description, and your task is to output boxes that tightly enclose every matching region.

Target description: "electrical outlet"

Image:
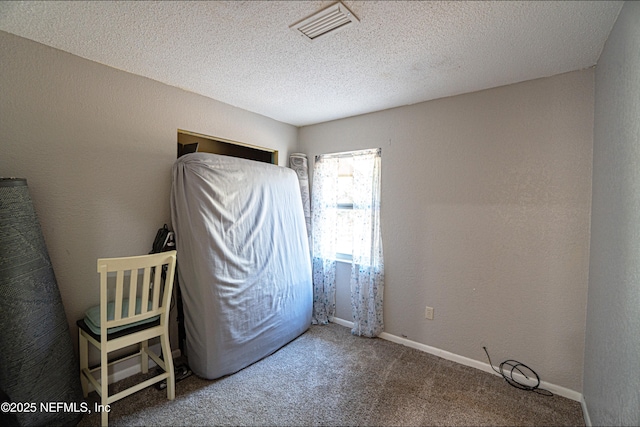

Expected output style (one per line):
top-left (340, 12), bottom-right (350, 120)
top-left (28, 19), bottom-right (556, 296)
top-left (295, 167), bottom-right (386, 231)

top-left (425, 306), bottom-right (434, 320)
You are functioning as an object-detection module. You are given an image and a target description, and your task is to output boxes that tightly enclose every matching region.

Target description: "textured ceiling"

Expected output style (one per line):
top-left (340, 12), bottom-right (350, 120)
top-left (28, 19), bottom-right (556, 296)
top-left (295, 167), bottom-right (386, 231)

top-left (0, 1), bottom-right (623, 126)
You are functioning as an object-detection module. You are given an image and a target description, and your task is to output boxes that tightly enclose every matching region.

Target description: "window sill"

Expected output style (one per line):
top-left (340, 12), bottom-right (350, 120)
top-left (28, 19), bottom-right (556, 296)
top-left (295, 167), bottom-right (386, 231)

top-left (334, 253), bottom-right (352, 264)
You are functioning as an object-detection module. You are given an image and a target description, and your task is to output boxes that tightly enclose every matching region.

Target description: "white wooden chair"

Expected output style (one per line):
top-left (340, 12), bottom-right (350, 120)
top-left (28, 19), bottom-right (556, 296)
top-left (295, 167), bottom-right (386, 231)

top-left (77, 251), bottom-right (177, 426)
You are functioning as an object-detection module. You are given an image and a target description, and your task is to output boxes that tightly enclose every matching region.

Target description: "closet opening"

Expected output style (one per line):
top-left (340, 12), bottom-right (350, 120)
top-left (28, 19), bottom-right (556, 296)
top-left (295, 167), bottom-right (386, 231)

top-left (177, 129), bottom-right (278, 164)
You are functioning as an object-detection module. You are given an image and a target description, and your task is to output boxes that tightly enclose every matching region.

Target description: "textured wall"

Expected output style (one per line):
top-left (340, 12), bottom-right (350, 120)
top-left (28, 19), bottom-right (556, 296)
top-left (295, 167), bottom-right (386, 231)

top-left (0, 31), bottom-right (298, 356)
top-left (299, 70), bottom-right (594, 393)
top-left (584, 2), bottom-right (640, 426)
top-left (0, 1), bottom-right (622, 126)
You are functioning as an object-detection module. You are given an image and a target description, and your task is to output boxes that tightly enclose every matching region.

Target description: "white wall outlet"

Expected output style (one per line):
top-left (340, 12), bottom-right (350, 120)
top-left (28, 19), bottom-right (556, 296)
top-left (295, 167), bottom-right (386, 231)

top-left (425, 306), bottom-right (434, 320)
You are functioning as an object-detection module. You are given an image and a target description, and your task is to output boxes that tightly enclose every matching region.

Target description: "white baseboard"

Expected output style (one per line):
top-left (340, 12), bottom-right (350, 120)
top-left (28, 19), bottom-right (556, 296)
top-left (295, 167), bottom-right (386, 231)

top-left (330, 316), bottom-right (355, 329)
top-left (581, 396), bottom-right (592, 427)
top-left (330, 317), bottom-right (582, 402)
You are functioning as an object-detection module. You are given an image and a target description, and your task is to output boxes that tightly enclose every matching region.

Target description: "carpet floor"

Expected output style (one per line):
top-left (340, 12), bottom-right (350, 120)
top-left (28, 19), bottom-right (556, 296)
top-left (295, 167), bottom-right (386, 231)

top-left (78, 323), bottom-right (584, 426)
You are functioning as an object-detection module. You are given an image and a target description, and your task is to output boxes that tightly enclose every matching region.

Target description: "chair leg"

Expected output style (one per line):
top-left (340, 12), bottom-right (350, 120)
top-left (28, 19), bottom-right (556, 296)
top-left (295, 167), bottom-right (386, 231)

top-left (141, 340), bottom-right (149, 374)
top-left (101, 405), bottom-right (109, 427)
top-left (160, 333), bottom-right (175, 400)
top-left (100, 348), bottom-right (109, 427)
top-left (79, 332), bottom-right (89, 397)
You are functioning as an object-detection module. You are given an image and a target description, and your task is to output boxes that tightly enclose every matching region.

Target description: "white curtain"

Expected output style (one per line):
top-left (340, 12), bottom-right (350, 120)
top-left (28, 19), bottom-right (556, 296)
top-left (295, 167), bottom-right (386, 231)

top-left (311, 149), bottom-right (384, 336)
top-left (310, 155), bottom-right (339, 324)
top-left (350, 149), bottom-right (384, 337)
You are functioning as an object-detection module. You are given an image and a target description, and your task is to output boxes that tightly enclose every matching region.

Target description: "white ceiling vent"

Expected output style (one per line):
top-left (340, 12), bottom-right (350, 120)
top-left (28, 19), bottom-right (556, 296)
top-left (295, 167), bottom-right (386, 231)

top-left (290, 1), bottom-right (360, 42)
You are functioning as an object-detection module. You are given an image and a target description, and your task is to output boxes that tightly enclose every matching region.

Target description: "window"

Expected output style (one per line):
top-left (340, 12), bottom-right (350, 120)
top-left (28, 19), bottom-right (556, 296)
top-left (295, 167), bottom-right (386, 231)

top-left (310, 148), bottom-right (384, 335)
top-left (336, 157), bottom-right (354, 260)
top-left (311, 149), bottom-right (381, 262)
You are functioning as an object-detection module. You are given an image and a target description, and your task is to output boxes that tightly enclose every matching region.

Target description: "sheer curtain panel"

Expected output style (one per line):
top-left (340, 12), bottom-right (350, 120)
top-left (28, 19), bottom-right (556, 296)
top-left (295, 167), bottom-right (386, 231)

top-left (350, 149), bottom-right (384, 337)
top-left (310, 156), bottom-right (339, 324)
top-left (311, 149), bottom-right (384, 336)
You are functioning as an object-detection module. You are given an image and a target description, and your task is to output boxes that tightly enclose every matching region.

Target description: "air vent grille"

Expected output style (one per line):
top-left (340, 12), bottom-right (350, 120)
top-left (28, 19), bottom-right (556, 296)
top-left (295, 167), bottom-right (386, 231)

top-left (290, 2), bottom-right (359, 42)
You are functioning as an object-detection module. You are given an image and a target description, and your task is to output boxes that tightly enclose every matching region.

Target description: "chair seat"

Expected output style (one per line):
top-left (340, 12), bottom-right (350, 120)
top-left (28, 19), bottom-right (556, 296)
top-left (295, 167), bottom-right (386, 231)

top-left (77, 318), bottom-right (161, 342)
top-left (83, 298), bottom-right (159, 335)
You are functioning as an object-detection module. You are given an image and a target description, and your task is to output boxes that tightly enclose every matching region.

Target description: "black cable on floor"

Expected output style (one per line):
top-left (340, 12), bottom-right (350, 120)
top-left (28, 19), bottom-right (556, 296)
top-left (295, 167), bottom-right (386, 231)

top-left (483, 346), bottom-right (553, 396)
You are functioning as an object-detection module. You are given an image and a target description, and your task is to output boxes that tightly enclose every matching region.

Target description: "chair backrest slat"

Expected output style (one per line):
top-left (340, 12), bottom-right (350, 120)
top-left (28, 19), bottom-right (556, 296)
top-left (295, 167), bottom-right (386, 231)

top-left (128, 267), bottom-right (138, 317)
top-left (114, 270), bottom-right (125, 321)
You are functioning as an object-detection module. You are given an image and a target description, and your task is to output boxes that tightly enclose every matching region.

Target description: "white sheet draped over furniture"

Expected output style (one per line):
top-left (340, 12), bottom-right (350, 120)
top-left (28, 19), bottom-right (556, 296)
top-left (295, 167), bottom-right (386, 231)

top-left (170, 153), bottom-right (312, 380)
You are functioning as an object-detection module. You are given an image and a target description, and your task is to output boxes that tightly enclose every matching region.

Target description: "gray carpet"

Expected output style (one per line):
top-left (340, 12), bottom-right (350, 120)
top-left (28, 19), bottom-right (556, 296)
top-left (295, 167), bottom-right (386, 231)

top-left (78, 323), bottom-right (584, 426)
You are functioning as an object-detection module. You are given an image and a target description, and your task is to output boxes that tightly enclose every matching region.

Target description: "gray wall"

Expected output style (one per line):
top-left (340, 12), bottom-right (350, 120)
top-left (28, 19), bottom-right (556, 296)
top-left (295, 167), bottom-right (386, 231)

top-left (584, 2), bottom-right (640, 425)
top-left (299, 70), bottom-right (594, 393)
top-left (6, 8), bottom-right (637, 408)
top-left (0, 31), bottom-right (298, 355)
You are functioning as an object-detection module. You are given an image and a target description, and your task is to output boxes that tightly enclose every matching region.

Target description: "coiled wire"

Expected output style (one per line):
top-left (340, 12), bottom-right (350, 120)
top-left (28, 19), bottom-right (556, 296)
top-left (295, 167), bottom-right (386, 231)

top-left (483, 347), bottom-right (553, 396)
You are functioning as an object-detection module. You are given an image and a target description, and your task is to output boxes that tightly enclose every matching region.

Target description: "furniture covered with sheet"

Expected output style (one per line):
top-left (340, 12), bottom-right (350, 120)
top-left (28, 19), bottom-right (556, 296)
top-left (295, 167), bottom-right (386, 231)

top-left (170, 153), bottom-right (312, 379)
